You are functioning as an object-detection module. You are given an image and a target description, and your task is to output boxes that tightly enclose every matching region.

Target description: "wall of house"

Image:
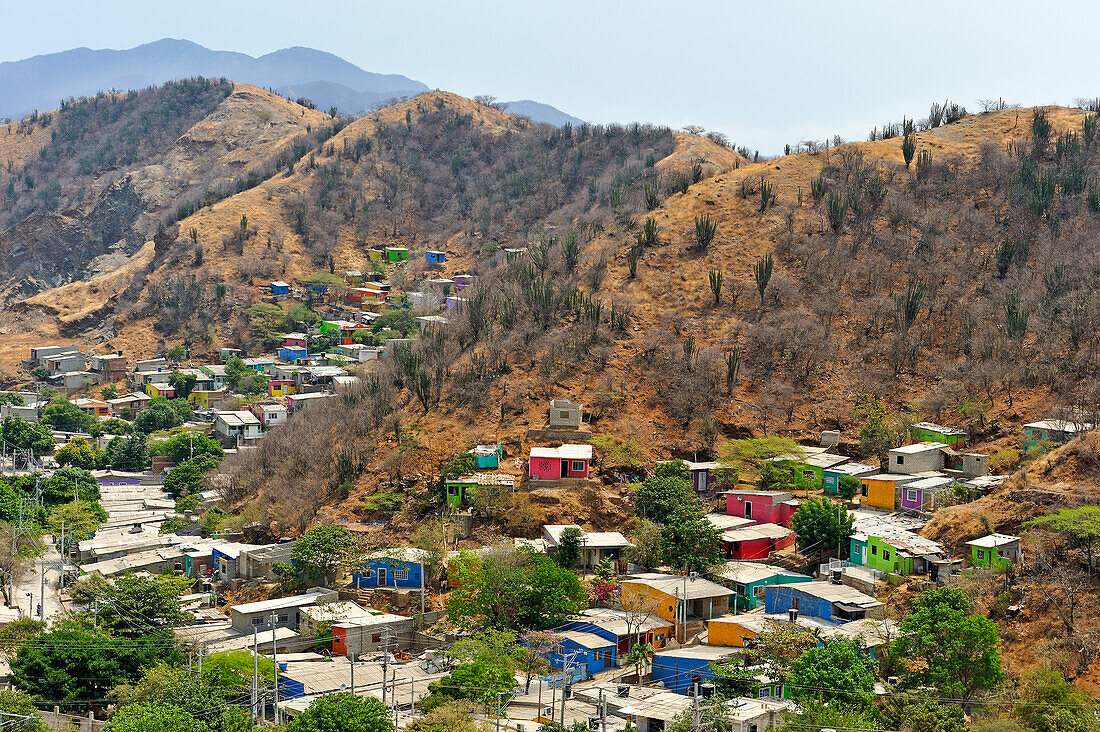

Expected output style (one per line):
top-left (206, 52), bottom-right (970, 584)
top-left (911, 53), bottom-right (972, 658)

top-left (722, 534), bottom-right (795, 561)
top-left (724, 494), bottom-right (791, 524)
top-left (707, 619), bottom-right (756, 647)
top-left (911, 426), bottom-right (966, 447)
top-left (354, 559), bottom-right (424, 589)
top-left (621, 583), bottom-right (679, 625)
top-left (651, 654), bottom-right (718, 694)
top-left (564, 460), bottom-right (589, 479)
top-left (850, 538), bottom-right (868, 565)
top-left (866, 537), bottom-right (911, 574)
top-left (899, 486), bottom-right (928, 511)
top-left (890, 448), bottom-right (944, 475)
top-left (861, 480), bottom-right (898, 510)
top-left (548, 639), bottom-right (616, 674)
top-left (764, 586), bottom-right (834, 623)
top-left (529, 456), bottom-right (562, 480)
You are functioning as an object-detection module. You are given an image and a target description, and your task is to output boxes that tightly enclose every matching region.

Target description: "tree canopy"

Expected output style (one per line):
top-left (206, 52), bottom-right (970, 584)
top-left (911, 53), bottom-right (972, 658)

top-left (1, 416), bottom-right (55, 455)
top-left (43, 399), bottom-right (98, 434)
top-left (291, 525), bottom-right (355, 583)
top-left (791, 497), bottom-right (854, 558)
top-left (788, 638), bottom-right (875, 708)
top-left (287, 694), bottom-right (394, 732)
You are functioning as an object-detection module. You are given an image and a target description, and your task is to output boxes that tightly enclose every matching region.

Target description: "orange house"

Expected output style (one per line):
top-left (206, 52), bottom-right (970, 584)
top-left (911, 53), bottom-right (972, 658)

top-left (706, 614), bottom-right (777, 647)
top-left (858, 474), bottom-right (916, 511)
top-left (620, 574), bottom-right (733, 637)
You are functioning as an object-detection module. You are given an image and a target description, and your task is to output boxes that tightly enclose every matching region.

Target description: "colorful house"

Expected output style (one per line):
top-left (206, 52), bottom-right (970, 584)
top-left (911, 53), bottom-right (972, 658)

top-left (650, 646), bottom-right (740, 694)
top-left (270, 281), bottom-right (290, 299)
top-left (145, 383), bottom-right (175, 399)
top-left (188, 389), bottom-right (228, 409)
top-left (899, 475), bottom-right (954, 511)
top-left (425, 250), bottom-right (446, 264)
top-left (549, 608), bottom-right (673, 660)
top-left (967, 534), bottom-right (1022, 570)
top-left (73, 397), bottom-right (111, 418)
top-left (719, 524), bottom-right (796, 561)
top-left (278, 346), bottom-right (308, 362)
top-left (469, 444), bottom-right (502, 469)
top-left (764, 581), bottom-right (884, 624)
top-left (717, 561), bottom-right (812, 610)
top-left (319, 320), bottom-right (368, 345)
top-left (528, 444), bottom-right (593, 480)
top-left (1023, 419), bottom-right (1093, 448)
top-left (444, 473), bottom-right (515, 510)
top-left (344, 270), bottom-right (364, 285)
top-left (452, 274), bottom-right (475, 290)
top-left (823, 462), bottom-right (878, 495)
top-left (385, 247), bottom-right (409, 263)
top-left (545, 631), bottom-right (617, 675)
top-left (858, 474), bottom-right (917, 510)
top-left (910, 422), bottom-right (967, 448)
top-left (353, 548), bottom-right (429, 590)
top-left (268, 380), bottom-right (297, 397)
top-left (252, 403), bottom-right (288, 428)
top-left (860, 532), bottom-right (945, 575)
top-left (780, 452), bottom-right (851, 489)
top-left (543, 525), bottom-right (632, 571)
top-left (722, 490), bottom-right (799, 526)
top-left (303, 281), bottom-right (329, 296)
top-left (620, 573), bottom-right (733, 631)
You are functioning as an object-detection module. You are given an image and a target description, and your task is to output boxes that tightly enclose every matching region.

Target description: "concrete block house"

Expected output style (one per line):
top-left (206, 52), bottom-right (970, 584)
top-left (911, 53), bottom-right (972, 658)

top-left (354, 548), bottom-right (430, 590)
top-left (548, 398), bottom-right (583, 428)
top-left (722, 490), bottom-right (799, 526)
top-left (889, 442), bottom-right (945, 474)
top-left (529, 444), bottom-right (592, 481)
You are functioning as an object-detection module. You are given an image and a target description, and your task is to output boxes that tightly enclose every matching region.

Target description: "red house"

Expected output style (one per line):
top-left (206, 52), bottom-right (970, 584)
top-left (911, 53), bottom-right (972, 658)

top-left (529, 444), bottom-right (593, 481)
top-left (723, 490), bottom-right (800, 527)
top-left (719, 523), bottom-right (795, 560)
top-left (282, 332), bottom-right (308, 349)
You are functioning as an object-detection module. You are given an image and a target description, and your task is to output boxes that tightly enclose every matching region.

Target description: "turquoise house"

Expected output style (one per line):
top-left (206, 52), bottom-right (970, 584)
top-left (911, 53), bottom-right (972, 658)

top-left (823, 462), bottom-right (878, 495)
top-left (718, 561), bottom-right (812, 610)
top-left (469, 444), bottom-right (502, 469)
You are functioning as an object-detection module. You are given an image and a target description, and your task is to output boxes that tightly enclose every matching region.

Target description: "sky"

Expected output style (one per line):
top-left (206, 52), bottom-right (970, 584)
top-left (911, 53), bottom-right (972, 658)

top-left (2, 0), bottom-right (1099, 153)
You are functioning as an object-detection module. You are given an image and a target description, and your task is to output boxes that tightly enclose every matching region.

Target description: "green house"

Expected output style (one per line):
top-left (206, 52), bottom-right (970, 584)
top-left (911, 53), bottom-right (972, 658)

top-left (967, 534), bottom-right (1022, 570)
top-left (718, 561), bottom-right (812, 609)
top-left (823, 462), bottom-right (878, 495)
top-left (766, 450), bottom-right (849, 490)
top-left (909, 422), bottom-right (967, 448)
top-left (862, 532), bottom-right (946, 575)
top-left (385, 247), bottom-right (410, 263)
top-left (445, 473), bottom-right (515, 510)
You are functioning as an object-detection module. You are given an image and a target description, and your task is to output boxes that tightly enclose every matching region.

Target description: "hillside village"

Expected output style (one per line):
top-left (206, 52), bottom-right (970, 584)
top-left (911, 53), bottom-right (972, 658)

top-left (0, 241), bottom-right (1098, 730)
top-left (0, 23), bottom-right (1099, 732)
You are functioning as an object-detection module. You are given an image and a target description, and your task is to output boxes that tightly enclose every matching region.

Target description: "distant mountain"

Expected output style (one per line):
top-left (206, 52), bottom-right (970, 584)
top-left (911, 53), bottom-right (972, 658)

top-left (0, 38), bottom-right (428, 119)
top-left (502, 100), bottom-right (586, 127)
top-left (0, 39), bottom-right (586, 127)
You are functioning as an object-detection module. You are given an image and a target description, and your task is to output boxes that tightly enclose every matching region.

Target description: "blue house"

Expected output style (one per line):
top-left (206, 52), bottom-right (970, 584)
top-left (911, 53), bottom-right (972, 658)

top-left (470, 444), bottom-right (502, 469)
top-left (353, 548), bottom-right (429, 590)
top-left (546, 630), bottom-right (617, 675)
top-left (304, 281), bottom-right (329, 296)
top-left (425, 250), bottom-right (446, 264)
top-left (763, 581), bottom-right (883, 625)
top-left (278, 346), bottom-right (308, 362)
top-left (270, 281), bottom-right (290, 299)
top-left (718, 561), bottom-right (812, 610)
top-left (650, 646), bottom-right (741, 694)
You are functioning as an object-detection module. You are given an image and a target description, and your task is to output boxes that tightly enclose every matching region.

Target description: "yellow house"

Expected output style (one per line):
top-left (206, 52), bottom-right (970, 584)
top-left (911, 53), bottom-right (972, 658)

top-left (859, 475), bottom-right (913, 511)
top-left (706, 614), bottom-right (775, 647)
top-left (188, 390), bottom-right (225, 409)
top-left (145, 382), bottom-right (174, 399)
top-left (620, 574), bottom-right (733, 633)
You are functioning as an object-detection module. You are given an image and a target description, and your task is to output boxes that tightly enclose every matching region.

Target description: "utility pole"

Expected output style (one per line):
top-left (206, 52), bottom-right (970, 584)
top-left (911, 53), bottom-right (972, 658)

top-left (350, 652), bottom-right (355, 697)
top-left (198, 642), bottom-right (204, 675)
top-left (252, 625), bottom-right (259, 722)
top-left (391, 670), bottom-right (398, 729)
top-left (599, 687), bottom-right (607, 732)
top-left (270, 613), bottom-right (280, 725)
top-left (380, 626), bottom-right (395, 706)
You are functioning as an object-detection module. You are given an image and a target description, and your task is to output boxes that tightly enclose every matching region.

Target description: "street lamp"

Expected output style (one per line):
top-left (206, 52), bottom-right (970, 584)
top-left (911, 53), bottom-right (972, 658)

top-left (680, 571), bottom-right (697, 643)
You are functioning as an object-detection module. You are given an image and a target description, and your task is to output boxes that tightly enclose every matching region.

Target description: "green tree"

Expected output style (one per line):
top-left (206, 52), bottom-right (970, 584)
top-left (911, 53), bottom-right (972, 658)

top-left (134, 400), bottom-right (185, 434)
top-left (11, 622), bottom-right (178, 703)
top-left (661, 507), bottom-right (721, 572)
top-left (554, 527), bottom-right (583, 568)
top-left (55, 438), bottom-right (100, 469)
top-left (633, 474), bottom-right (698, 524)
top-left (788, 638), bottom-right (875, 708)
top-left (166, 344), bottom-right (187, 362)
top-left (446, 546), bottom-right (587, 631)
top-left (102, 384), bottom-right (120, 400)
top-left (0, 688), bottom-right (50, 732)
top-left (1, 416), bottom-right (56, 455)
top-left (425, 658), bottom-right (515, 710)
top-left (899, 699), bottom-right (967, 732)
top-left (103, 703), bottom-right (211, 732)
top-left (200, 649), bottom-right (275, 694)
top-left (48, 500), bottom-right (107, 542)
top-left (160, 432), bottom-right (224, 465)
top-left (168, 371), bottom-right (198, 400)
top-left (1025, 506), bottom-right (1100, 573)
top-left (164, 461), bottom-right (204, 498)
top-left (100, 418), bottom-right (135, 435)
top-left (0, 618), bottom-right (45, 661)
top-left (1014, 668), bottom-right (1097, 732)
top-left (71, 575), bottom-right (192, 638)
top-left (837, 474), bottom-right (861, 499)
top-left (109, 662), bottom-right (252, 732)
top-left (891, 586), bottom-right (1004, 699)
top-left (43, 400), bottom-right (98, 434)
top-left (292, 526), bottom-right (355, 583)
top-left (42, 467), bottom-right (100, 504)
top-left (777, 699), bottom-right (880, 732)
top-left (791, 497), bottom-right (853, 558)
top-left (287, 694), bottom-right (394, 732)
top-left (107, 435), bottom-right (149, 471)
top-left (719, 437), bottom-right (804, 475)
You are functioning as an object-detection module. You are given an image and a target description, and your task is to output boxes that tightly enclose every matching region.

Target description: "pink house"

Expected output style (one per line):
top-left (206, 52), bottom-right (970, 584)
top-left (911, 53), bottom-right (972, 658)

top-left (529, 444), bottom-right (593, 480)
top-left (723, 490), bottom-right (800, 527)
top-left (282, 332), bottom-right (308, 349)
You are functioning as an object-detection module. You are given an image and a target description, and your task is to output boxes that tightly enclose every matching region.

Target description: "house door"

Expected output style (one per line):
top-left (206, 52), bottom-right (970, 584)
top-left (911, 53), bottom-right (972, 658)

top-left (744, 501), bottom-right (752, 520)
top-left (377, 567), bottom-right (387, 586)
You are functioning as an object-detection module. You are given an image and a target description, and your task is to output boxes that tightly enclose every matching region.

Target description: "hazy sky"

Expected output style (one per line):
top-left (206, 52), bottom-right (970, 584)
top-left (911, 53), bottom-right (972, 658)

top-left (3, 0), bottom-right (1099, 152)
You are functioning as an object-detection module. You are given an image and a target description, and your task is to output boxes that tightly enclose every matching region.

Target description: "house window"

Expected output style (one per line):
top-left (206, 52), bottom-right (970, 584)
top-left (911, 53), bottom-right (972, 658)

top-left (393, 569), bottom-right (409, 581)
top-left (251, 617), bottom-right (263, 626)
top-left (790, 597), bottom-right (800, 610)
top-left (760, 687), bottom-right (771, 697)
top-left (571, 461), bottom-right (585, 473)
top-left (559, 411), bottom-right (571, 419)
top-left (883, 550), bottom-right (891, 561)
top-left (278, 614), bottom-right (289, 623)
top-left (733, 542), bottom-right (741, 552)
top-left (906, 489), bottom-right (918, 503)
top-left (802, 470), bottom-right (815, 481)
top-left (977, 549), bottom-right (986, 560)
top-left (896, 455), bottom-right (905, 465)
top-left (372, 633), bottom-right (382, 643)
top-left (871, 545), bottom-right (878, 555)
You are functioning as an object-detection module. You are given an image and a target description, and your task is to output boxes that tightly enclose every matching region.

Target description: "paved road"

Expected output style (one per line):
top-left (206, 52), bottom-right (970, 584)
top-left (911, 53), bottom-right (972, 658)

top-left (9, 535), bottom-right (65, 621)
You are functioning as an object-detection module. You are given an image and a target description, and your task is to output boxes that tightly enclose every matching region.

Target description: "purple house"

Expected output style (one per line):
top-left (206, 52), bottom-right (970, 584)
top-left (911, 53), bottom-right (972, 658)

top-left (657, 460), bottom-right (723, 493)
top-left (452, 274), bottom-right (475, 291)
top-left (899, 475), bottom-right (954, 511)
